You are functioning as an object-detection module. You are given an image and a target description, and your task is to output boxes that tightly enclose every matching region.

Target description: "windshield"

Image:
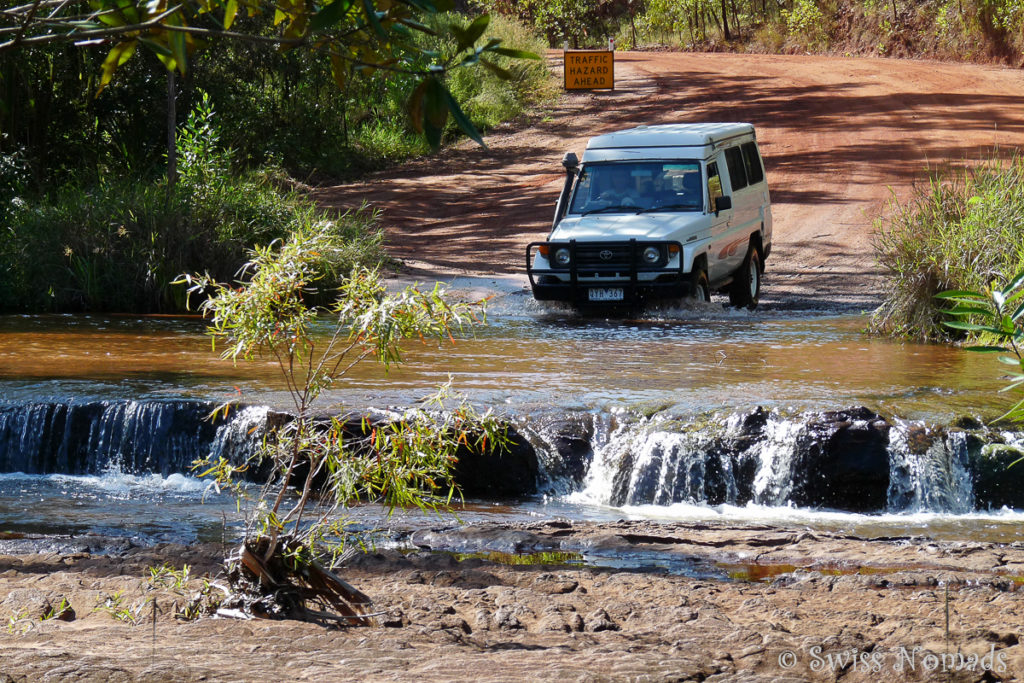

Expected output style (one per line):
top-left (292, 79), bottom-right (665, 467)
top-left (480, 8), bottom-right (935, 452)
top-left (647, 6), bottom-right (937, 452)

top-left (567, 161), bottom-right (703, 215)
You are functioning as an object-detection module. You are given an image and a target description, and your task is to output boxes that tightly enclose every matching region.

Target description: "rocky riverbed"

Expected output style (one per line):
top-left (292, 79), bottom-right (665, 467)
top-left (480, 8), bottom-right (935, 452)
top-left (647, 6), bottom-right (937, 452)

top-left (2, 520), bottom-right (1023, 681)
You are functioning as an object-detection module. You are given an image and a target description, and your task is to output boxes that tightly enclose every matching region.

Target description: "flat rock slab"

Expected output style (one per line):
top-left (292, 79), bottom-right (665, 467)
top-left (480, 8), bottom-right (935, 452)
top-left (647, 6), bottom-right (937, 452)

top-left (2, 520), bottom-right (1024, 681)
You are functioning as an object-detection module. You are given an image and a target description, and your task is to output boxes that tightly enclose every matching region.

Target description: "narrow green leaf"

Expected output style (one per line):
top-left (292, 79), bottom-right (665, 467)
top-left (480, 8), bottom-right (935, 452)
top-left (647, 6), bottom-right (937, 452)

top-left (223, 0), bottom-right (238, 29)
top-left (397, 17), bottom-right (434, 35)
top-left (963, 345), bottom-right (1009, 353)
top-left (97, 39), bottom-right (137, 94)
top-left (941, 306), bottom-right (994, 318)
top-left (441, 85), bottom-right (484, 148)
top-left (310, 0), bottom-right (353, 32)
top-left (361, 0), bottom-right (386, 38)
top-left (994, 395), bottom-right (1024, 424)
top-left (449, 24), bottom-right (468, 52)
top-left (421, 77), bottom-right (448, 148)
top-left (1004, 270), bottom-right (1024, 293)
top-left (934, 289), bottom-right (989, 301)
top-left (139, 37), bottom-right (172, 57)
top-left (1012, 300), bottom-right (1024, 322)
top-left (460, 14), bottom-right (489, 51)
top-left (169, 29), bottom-right (188, 74)
top-left (997, 355), bottom-right (1023, 366)
top-left (479, 57), bottom-right (512, 80)
top-left (942, 321), bottom-right (996, 332)
top-left (488, 46), bottom-right (542, 59)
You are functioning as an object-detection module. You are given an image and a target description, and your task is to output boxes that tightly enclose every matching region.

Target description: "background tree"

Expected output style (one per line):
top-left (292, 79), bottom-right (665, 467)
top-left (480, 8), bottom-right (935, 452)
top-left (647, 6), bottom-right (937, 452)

top-left (0, 1), bottom-right (539, 177)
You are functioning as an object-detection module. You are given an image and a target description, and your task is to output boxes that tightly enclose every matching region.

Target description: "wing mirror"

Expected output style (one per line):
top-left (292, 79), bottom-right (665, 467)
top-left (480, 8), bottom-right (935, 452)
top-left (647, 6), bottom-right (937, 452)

top-left (715, 195), bottom-right (732, 216)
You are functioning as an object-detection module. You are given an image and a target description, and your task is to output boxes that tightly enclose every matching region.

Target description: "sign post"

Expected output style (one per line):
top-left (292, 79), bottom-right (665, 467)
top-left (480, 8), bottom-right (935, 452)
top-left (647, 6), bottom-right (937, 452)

top-left (563, 50), bottom-right (614, 91)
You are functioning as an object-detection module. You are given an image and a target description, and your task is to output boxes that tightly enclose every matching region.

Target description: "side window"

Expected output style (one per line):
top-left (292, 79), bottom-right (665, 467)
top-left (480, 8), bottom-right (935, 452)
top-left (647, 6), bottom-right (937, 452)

top-left (742, 141), bottom-right (764, 185)
top-left (706, 162), bottom-right (723, 213)
top-left (724, 146), bottom-right (748, 191)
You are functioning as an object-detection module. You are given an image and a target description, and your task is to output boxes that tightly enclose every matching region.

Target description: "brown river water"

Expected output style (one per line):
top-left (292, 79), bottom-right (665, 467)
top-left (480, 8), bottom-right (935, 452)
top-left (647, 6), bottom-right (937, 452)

top-left (1, 300), bottom-right (1021, 551)
top-left (0, 304), bottom-right (1008, 420)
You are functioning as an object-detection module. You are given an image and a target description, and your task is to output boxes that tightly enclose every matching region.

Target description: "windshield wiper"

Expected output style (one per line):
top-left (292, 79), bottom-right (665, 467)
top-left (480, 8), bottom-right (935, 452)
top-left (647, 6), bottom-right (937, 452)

top-left (580, 205), bottom-right (636, 216)
top-left (637, 203), bottom-right (700, 214)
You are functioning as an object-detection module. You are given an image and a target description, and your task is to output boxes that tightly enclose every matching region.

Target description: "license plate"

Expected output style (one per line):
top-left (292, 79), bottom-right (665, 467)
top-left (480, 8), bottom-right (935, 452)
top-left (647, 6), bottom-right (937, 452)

top-left (588, 287), bottom-right (624, 302)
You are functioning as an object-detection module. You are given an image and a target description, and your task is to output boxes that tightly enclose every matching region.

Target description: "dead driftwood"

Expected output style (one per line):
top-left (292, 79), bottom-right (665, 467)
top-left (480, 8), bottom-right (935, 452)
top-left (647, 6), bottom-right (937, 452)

top-left (217, 537), bottom-right (380, 626)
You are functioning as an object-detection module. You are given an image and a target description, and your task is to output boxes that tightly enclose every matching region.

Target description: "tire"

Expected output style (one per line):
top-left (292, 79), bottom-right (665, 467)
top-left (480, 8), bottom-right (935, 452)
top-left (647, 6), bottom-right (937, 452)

top-left (728, 245), bottom-right (761, 310)
top-left (689, 265), bottom-right (710, 304)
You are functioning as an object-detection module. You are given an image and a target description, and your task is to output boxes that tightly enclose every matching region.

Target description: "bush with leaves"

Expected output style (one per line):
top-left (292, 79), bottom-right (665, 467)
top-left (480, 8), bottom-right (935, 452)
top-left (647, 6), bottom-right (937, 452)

top-left (0, 93), bottom-right (384, 313)
top-left (182, 224), bottom-right (507, 623)
top-left (871, 154), bottom-right (1024, 341)
top-left (937, 271), bottom-right (1024, 424)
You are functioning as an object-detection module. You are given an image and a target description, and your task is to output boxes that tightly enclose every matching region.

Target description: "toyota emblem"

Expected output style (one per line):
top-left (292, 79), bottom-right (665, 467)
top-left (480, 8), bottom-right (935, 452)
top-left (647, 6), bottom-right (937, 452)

top-left (599, 250), bottom-right (614, 261)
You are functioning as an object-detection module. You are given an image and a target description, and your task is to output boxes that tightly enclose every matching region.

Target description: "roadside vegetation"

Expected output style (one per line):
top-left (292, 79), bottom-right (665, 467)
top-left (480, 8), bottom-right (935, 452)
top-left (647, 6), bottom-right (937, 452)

top-left (0, 4), bottom-right (549, 314)
top-left (870, 155), bottom-right (1024, 341)
top-left (0, 93), bottom-right (384, 313)
top-left (479, 0), bottom-right (1023, 64)
top-left (936, 272), bottom-right (1024, 423)
top-left (182, 226), bottom-right (507, 622)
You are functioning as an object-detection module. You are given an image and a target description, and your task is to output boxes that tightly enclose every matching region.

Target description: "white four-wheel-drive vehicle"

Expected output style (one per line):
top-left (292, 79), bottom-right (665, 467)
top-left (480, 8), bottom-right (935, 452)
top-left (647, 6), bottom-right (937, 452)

top-left (527, 123), bottom-right (772, 309)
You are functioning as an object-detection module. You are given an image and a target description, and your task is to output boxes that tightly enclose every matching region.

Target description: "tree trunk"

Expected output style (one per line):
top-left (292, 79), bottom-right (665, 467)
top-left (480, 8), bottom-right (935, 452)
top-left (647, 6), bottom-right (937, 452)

top-left (720, 0), bottom-right (731, 40)
top-left (166, 69), bottom-right (176, 188)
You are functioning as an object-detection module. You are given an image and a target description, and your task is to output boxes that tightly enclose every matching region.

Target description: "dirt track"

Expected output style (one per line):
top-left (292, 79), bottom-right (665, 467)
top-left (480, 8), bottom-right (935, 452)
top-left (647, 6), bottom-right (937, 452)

top-left (317, 52), bottom-right (1024, 310)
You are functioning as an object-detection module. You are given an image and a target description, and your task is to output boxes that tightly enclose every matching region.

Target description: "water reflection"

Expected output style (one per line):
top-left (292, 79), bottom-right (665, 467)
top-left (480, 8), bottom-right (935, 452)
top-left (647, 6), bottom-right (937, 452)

top-left (0, 309), bottom-right (1008, 421)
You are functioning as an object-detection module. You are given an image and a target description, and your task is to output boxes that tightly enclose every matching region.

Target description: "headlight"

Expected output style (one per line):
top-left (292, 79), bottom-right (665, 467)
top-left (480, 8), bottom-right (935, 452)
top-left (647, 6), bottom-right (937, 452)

top-left (554, 248), bottom-right (571, 265)
top-left (642, 246), bottom-right (661, 263)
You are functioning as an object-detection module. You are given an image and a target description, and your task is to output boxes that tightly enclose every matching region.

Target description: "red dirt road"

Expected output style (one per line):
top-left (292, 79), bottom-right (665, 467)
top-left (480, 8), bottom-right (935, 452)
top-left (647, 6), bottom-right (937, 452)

top-left (316, 52), bottom-right (1024, 309)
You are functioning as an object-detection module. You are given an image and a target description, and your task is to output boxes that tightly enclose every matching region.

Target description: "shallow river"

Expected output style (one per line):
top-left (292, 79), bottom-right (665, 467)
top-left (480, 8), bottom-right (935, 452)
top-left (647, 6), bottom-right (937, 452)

top-left (1, 290), bottom-right (1022, 552)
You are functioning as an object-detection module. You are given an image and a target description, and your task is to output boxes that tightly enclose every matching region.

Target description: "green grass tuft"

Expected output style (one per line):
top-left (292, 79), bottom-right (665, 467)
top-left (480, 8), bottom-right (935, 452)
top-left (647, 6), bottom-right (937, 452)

top-left (870, 153), bottom-right (1024, 341)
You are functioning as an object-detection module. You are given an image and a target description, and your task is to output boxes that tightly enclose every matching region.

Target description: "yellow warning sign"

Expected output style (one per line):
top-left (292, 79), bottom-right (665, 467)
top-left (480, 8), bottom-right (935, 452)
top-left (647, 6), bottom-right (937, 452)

top-left (564, 51), bottom-right (614, 90)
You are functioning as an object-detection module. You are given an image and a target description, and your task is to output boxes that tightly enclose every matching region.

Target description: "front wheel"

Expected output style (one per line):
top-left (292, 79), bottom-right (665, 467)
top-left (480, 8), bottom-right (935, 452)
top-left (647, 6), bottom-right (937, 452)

top-left (690, 266), bottom-right (711, 304)
top-left (728, 246), bottom-right (761, 310)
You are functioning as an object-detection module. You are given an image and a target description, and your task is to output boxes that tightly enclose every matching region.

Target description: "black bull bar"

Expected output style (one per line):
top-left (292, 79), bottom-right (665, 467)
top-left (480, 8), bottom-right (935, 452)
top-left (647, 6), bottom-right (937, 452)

top-left (526, 239), bottom-right (691, 304)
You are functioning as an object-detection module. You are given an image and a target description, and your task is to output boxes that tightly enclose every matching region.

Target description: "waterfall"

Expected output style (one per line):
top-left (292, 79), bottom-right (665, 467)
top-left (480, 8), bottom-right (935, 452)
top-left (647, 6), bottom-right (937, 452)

top-left (886, 421), bottom-right (975, 513)
top-left (0, 400), bottom-right (266, 476)
top-left (2, 399), bottom-right (1023, 513)
top-left (542, 407), bottom-right (1023, 513)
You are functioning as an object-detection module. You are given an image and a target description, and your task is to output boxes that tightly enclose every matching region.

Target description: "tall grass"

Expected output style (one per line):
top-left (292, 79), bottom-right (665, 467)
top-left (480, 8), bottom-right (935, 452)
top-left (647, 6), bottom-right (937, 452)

top-left (870, 154), bottom-right (1024, 341)
top-left (0, 175), bottom-right (384, 313)
top-left (434, 13), bottom-right (553, 133)
top-left (0, 94), bottom-right (384, 313)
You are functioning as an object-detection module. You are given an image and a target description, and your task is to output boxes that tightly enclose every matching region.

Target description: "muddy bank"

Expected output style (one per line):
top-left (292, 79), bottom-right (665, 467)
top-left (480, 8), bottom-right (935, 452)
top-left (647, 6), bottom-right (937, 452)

top-left (2, 520), bottom-right (1024, 681)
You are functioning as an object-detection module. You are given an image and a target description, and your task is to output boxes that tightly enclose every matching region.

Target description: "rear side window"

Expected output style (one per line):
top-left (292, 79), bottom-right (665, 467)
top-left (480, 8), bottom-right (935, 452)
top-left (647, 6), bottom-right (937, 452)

top-left (724, 146), bottom-right (748, 191)
top-left (741, 141), bottom-right (764, 185)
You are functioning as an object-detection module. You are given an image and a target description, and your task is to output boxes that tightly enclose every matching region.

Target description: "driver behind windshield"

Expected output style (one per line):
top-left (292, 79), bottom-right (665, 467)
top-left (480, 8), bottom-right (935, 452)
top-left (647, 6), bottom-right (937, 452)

top-left (599, 167), bottom-right (638, 206)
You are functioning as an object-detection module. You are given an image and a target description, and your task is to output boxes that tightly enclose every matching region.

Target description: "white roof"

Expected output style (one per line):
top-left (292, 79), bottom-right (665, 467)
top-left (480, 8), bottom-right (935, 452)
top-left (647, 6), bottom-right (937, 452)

top-left (586, 123), bottom-right (754, 150)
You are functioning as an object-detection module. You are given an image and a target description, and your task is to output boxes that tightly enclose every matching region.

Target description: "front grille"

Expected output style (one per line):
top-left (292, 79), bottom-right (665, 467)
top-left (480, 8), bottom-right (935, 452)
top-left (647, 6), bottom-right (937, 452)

top-left (574, 244), bottom-right (634, 269)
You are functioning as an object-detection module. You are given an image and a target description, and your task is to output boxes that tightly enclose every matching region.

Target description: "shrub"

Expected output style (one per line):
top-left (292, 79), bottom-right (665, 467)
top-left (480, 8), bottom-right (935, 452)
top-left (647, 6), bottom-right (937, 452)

top-left (0, 96), bottom-right (385, 313)
top-left (185, 227), bottom-right (507, 623)
top-left (871, 154), bottom-right (1024, 341)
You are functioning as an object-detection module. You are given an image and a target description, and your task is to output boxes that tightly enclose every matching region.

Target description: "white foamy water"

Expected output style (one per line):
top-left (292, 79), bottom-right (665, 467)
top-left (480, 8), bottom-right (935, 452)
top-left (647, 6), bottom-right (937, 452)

top-left (606, 500), bottom-right (1024, 543)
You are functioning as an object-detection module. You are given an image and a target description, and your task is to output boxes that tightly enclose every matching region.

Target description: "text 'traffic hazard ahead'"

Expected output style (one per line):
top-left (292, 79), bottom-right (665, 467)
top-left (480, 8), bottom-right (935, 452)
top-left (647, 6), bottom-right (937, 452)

top-left (564, 51), bottom-right (614, 90)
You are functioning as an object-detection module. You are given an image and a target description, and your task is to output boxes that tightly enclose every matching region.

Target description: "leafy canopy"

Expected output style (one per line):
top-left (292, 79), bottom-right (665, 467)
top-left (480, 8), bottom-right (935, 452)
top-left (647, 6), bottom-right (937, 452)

top-left (0, 0), bottom-right (539, 147)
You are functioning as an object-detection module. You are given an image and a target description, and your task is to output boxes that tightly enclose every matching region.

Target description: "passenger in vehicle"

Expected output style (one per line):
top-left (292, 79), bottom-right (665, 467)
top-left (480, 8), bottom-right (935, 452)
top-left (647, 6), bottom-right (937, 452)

top-left (600, 167), bottom-right (638, 206)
